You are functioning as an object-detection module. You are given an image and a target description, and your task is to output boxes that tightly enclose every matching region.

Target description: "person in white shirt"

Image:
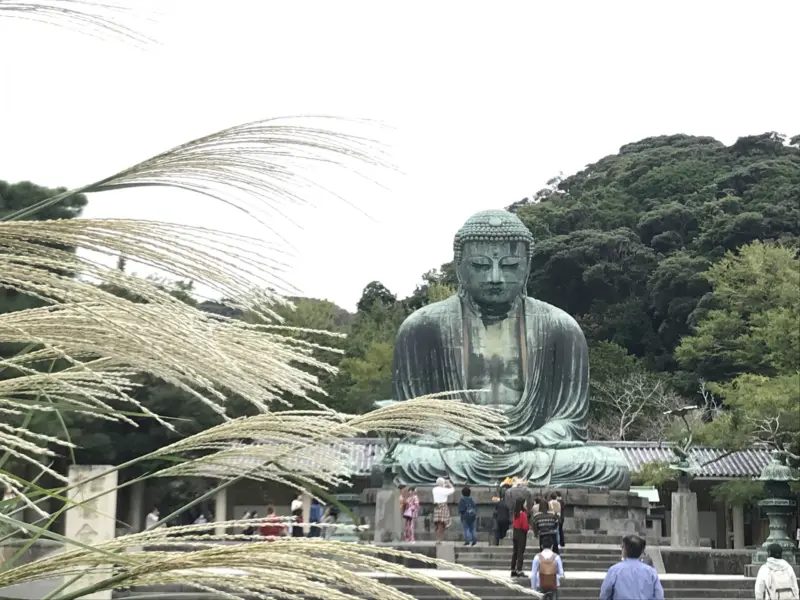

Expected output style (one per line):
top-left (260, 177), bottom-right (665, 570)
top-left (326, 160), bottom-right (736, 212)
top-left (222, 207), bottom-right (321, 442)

top-left (144, 507), bottom-right (161, 531)
top-left (755, 543), bottom-right (799, 600)
top-left (531, 535), bottom-right (564, 599)
top-left (431, 477), bottom-right (455, 544)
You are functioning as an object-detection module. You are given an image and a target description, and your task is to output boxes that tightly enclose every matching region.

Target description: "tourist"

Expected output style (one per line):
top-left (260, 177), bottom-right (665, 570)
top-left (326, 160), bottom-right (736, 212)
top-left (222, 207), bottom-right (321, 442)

top-left (259, 506), bottom-right (284, 539)
top-left (532, 495), bottom-right (543, 516)
top-left (321, 505), bottom-right (338, 539)
top-left (531, 534), bottom-right (563, 599)
top-left (754, 543), bottom-right (799, 600)
top-left (493, 493), bottom-right (511, 546)
top-left (599, 534), bottom-right (664, 600)
top-left (432, 477), bottom-right (455, 544)
top-left (459, 486), bottom-right (478, 546)
top-left (290, 499), bottom-right (304, 538)
top-left (555, 491), bottom-right (565, 549)
top-left (532, 500), bottom-right (560, 555)
top-left (548, 492), bottom-right (561, 548)
top-left (242, 511), bottom-right (258, 537)
top-left (308, 499), bottom-right (323, 537)
top-left (402, 487), bottom-right (419, 543)
top-left (510, 497), bottom-right (530, 577)
top-left (144, 506), bottom-right (161, 531)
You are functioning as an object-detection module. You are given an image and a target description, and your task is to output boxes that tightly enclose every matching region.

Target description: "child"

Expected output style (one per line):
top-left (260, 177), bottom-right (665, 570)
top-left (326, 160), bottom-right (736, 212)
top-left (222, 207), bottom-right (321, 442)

top-left (402, 487), bottom-right (419, 542)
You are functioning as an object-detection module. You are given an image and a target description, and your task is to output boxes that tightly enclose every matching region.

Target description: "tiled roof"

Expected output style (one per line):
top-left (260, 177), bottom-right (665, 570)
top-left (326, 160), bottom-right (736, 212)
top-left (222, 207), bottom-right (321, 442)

top-left (585, 441), bottom-right (772, 478)
top-left (195, 438), bottom-right (771, 480)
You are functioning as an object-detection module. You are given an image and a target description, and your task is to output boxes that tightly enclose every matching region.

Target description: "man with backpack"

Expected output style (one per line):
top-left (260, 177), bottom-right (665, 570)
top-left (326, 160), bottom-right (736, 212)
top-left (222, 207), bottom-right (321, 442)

top-left (755, 543), bottom-right (799, 600)
top-left (531, 534), bottom-right (564, 599)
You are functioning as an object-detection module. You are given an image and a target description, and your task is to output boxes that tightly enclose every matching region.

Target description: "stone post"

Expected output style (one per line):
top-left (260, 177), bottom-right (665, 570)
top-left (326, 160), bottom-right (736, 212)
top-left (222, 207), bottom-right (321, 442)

top-left (63, 465), bottom-right (118, 600)
top-left (373, 467), bottom-right (401, 543)
top-left (214, 485), bottom-right (228, 536)
top-left (670, 474), bottom-right (699, 547)
top-left (302, 492), bottom-right (312, 536)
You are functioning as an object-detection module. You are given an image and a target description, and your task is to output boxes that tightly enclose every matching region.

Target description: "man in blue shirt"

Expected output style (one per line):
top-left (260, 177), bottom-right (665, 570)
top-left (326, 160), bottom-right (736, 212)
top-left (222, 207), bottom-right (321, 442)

top-left (599, 534), bottom-right (665, 600)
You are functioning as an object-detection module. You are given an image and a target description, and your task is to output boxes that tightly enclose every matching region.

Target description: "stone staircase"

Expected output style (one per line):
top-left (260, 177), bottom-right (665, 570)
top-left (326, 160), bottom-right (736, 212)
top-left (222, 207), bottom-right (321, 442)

top-left (456, 543), bottom-right (622, 572)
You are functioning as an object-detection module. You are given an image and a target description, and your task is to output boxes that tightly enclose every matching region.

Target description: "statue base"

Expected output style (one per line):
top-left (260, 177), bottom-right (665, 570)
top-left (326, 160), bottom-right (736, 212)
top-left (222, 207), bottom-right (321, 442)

top-left (360, 486), bottom-right (649, 542)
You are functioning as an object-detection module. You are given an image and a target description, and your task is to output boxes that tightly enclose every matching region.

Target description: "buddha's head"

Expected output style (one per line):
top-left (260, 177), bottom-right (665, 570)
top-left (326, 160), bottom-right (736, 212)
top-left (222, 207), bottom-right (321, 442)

top-left (453, 209), bottom-right (534, 307)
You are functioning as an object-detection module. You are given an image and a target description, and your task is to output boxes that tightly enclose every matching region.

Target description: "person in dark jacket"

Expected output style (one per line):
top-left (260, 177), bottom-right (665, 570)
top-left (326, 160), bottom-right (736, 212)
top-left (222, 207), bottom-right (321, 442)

top-left (555, 491), bottom-right (565, 548)
top-left (458, 486), bottom-right (478, 546)
top-left (493, 493), bottom-right (511, 545)
top-left (532, 500), bottom-right (560, 555)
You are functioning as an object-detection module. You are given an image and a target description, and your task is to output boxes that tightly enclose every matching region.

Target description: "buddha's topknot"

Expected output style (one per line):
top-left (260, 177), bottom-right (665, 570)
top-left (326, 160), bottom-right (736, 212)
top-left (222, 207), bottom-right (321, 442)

top-left (453, 209), bottom-right (535, 263)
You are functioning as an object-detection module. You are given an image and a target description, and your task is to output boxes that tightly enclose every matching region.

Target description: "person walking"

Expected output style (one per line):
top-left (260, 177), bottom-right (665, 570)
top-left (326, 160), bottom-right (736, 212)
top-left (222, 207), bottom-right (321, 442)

top-left (308, 499), bottom-right (323, 537)
top-left (493, 492), bottom-right (511, 546)
top-left (555, 491), bottom-right (565, 549)
top-left (531, 534), bottom-right (564, 599)
top-left (599, 534), bottom-right (665, 600)
top-left (402, 487), bottom-right (420, 542)
top-left (290, 500), bottom-right (304, 538)
top-left (144, 507), bottom-right (162, 531)
top-left (532, 500), bottom-right (560, 555)
top-left (548, 492), bottom-right (562, 548)
top-left (510, 497), bottom-right (530, 577)
top-left (754, 543), bottom-right (799, 600)
top-left (459, 486), bottom-right (478, 546)
top-left (259, 506), bottom-right (284, 539)
top-left (432, 477), bottom-right (455, 544)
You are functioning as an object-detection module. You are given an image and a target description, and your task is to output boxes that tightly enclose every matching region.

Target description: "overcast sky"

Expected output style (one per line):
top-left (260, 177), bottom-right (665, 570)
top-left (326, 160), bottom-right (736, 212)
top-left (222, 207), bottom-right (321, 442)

top-left (1, 1), bottom-right (798, 310)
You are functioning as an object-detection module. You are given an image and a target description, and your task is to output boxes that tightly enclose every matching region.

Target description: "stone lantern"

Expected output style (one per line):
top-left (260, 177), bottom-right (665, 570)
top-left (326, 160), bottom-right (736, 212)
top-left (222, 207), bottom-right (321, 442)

top-left (746, 450), bottom-right (799, 575)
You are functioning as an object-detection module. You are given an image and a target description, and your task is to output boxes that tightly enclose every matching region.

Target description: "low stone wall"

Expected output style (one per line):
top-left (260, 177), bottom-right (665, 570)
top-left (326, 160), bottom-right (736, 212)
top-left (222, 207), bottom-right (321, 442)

top-left (660, 547), bottom-right (751, 574)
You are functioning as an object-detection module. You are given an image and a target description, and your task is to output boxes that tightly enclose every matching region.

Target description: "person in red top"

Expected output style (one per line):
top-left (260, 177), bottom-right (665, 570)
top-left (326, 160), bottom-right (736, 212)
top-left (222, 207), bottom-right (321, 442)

top-left (510, 497), bottom-right (530, 577)
top-left (259, 506), bottom-right (284, 539)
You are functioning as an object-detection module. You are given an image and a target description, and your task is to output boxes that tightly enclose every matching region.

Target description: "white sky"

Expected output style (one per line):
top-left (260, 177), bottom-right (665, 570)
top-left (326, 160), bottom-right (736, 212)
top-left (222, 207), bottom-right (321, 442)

top-left (1, 1), bottom-right (799, 310)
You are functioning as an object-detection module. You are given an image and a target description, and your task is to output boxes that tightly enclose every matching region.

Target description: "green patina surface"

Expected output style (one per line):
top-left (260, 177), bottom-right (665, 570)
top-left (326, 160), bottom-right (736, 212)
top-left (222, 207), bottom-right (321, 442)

top-left (382, 209), bottom-right (630, 489)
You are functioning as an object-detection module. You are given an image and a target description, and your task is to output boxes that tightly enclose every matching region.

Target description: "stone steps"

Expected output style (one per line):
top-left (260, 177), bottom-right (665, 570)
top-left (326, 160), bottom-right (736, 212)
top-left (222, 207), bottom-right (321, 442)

top-left (456, 545), bottom-right (623, 572)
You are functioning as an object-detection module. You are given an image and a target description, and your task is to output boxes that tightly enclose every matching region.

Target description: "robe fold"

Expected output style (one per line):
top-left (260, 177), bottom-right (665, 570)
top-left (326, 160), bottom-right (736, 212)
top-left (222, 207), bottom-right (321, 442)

top-left (389, 295), bottom-right (629, 488)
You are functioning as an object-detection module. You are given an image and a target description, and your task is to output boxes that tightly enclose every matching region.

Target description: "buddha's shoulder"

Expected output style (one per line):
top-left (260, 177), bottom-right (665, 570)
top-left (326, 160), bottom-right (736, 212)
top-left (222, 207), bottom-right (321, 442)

top-left (524, 297), bottom-right (582, 332)
top-left (398, 296), bottom-right (460, 331)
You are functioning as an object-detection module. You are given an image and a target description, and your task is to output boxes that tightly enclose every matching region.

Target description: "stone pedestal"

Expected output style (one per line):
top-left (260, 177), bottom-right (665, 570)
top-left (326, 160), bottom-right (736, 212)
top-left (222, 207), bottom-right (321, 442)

top-left (63, 465), bottom-right (118, 600)
top-left (564, 488), bottom-right (648, 536)
top-left (373, 486), bottom-right (402, 543)
top-left (671, 489), bottom-right (700, 547)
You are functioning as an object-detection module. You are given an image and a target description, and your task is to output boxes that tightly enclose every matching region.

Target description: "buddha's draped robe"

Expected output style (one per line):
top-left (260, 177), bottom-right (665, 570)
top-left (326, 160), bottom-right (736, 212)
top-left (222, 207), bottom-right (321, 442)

top-left (389, 295), bottom-right (629, 488)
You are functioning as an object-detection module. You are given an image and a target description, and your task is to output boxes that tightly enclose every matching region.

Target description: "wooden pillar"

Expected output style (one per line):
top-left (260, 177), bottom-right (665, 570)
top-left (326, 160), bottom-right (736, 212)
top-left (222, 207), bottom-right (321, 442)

top-left (732, 503), bottom-right (745, 549)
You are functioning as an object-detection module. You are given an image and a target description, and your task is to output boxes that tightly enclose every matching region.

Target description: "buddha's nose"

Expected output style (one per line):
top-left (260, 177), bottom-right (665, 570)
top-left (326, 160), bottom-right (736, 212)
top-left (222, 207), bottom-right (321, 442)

top-left (490, 263), bottom-right (503, 282)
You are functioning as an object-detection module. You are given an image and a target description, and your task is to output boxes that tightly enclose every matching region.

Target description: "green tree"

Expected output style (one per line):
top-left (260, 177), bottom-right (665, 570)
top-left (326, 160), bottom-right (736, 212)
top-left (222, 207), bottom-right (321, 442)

top-left (513, 133), bottom-right (800, 373)
top-left (676, 242), bottom-right (800, 381)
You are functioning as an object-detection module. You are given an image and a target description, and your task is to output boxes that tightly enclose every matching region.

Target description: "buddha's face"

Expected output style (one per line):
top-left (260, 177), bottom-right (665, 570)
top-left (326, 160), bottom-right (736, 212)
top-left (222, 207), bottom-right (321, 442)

top-left (457, 240), bottom-right (529, 306)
